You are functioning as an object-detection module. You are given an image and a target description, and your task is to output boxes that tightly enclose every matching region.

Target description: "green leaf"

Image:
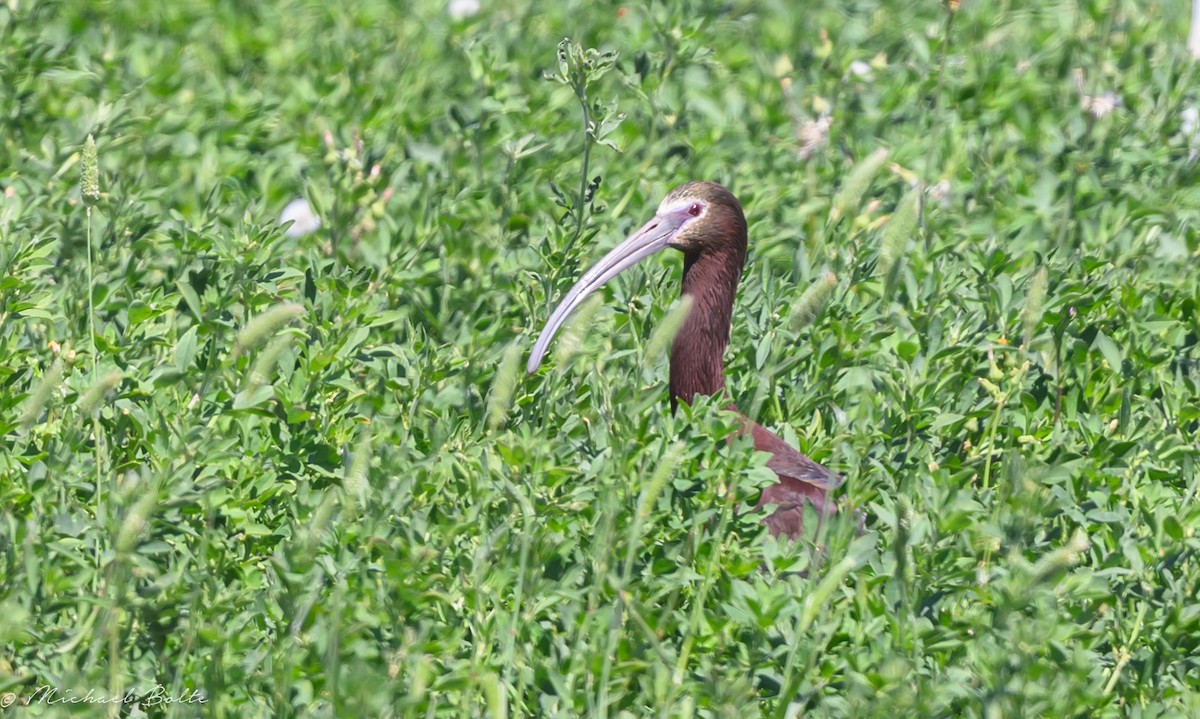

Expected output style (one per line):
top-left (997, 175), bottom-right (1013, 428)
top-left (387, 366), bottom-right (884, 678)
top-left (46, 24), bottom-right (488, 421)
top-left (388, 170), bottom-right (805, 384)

top-left (232, 385), bottom-right (274, 410)
top-left (175, 326), bottom-right (198, 371)
top-left (176, 278), bottom-right (202, 320)
top-left (1093, 331), bottom-right (1122, 372)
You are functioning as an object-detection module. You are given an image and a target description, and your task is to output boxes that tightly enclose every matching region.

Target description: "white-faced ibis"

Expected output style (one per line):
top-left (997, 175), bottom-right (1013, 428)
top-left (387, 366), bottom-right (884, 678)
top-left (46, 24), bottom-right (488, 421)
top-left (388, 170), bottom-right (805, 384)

top-left (528, 181), bottom-right (839, 538)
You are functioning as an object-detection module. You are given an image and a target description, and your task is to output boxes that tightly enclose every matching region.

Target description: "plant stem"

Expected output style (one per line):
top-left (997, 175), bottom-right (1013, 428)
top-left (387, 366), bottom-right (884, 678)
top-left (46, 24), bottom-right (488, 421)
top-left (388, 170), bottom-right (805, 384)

top-left (921, 5), bottom-right (956, 242)
top-left (564, 79), bottom-right (594, 260)
top-left (87, 206), bottom-right (106, 535)
top-left (981, 390), bottom-right (1006, 492)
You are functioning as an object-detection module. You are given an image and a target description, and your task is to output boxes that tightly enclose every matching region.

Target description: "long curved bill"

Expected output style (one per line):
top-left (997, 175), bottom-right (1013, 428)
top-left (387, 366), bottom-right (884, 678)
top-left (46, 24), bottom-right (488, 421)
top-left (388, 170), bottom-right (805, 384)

top-left (528, 214), bottom-right (685, 373)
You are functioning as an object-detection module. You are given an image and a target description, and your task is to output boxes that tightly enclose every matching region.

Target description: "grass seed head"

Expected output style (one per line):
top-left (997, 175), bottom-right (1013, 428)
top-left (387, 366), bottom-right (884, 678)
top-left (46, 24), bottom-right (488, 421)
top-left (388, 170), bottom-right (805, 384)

top-left (116, 491), bottom-right (158, 555)
top-left (234, 303), bottom-right (305, 358)
top-left (790, 272), bottom-right (838, 330)
top-left (831, 147), bottom-right (889, 222)
top-left (1032, 529), bottom-right (1090, 583)
top-left (79, 370), bottom-right (123, 416)
top-left (20, 360), bottom-right (65, 430)
top-left (551, 293), bottom-right (603, 369)
top-left (880, 188), bottom-right (920, 297)
top-left (636, 441), bottom-right (684, 524)
top-left (344, 431), bottom-right (372, 507)
top-left (487, 341), bottom-right (522, 430)
top-left (645, 294), bottom-right (695, 362)
top-left (247, 334), bottom-right (293, 389)
top-left (82, 134), bottom-right (101, 207)
top-left (1022, 266), bottom-right (1048, 345)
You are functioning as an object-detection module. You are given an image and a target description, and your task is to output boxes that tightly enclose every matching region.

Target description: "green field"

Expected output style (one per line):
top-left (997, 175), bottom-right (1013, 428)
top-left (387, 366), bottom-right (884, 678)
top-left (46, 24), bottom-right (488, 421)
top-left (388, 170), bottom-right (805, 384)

top-left (3, 0), bottom-right (1199, 716)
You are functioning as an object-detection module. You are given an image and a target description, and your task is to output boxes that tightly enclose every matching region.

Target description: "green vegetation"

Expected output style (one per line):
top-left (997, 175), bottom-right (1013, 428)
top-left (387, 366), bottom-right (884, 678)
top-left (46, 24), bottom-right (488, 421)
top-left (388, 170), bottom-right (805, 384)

top-left (2, 0), bottom-right (1199, 716)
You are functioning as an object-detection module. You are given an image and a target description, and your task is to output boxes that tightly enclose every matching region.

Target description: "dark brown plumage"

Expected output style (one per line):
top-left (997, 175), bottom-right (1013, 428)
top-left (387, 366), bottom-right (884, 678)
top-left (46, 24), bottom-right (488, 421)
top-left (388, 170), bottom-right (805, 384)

top-left (527, 181), bottom-right (839, 538)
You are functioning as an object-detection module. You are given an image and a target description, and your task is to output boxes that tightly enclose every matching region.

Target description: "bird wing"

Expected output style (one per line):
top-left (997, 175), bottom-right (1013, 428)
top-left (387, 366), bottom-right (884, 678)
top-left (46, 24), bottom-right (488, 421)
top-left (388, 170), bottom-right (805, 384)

top-left (725, 404), bottom-right (842, 491)
top-left (723, 405), bottom-right (843, 538)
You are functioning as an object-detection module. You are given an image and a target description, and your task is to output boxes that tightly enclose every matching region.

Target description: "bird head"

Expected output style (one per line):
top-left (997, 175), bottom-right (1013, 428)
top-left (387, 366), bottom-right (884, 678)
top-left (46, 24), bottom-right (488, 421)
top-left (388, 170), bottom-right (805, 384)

top-left (527, 181), bottom-right (747, 373)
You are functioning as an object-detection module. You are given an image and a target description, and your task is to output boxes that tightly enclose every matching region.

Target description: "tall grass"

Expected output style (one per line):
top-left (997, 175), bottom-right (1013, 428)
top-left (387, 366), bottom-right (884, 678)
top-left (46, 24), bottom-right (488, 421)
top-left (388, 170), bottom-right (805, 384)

top-left (1, 1), bottom-right (1198, 717)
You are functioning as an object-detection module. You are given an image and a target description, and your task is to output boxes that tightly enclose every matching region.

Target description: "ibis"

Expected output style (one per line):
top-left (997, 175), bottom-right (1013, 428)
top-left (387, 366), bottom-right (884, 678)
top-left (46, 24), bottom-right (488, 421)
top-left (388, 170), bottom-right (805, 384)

top-left (528, 181), bottom-right (840, 538)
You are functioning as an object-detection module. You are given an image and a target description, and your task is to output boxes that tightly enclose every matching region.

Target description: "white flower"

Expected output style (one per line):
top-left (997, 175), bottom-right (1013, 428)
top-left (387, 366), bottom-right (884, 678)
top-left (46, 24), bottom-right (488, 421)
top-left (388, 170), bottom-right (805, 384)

top-left (1073, 68), bottom-right (1121, 119)
top-left (1190, 0), bottom-right (1200, 58)
top-left (1081, 92), bottom-right (1121, 119)
top-left (848, 60), bottom-right (872, 80)
top-left (280, 198), bottom-right (320, 238)
top-left (1181, 106), bottom-right (1200, 161)
top-left (448, 0), bottom-right (480, 20)
top-left (797, 115), bottom-right (832, 161)
top-left (1182, 106), bottom-right (1199, 137)
top-left (928, 179), bottom-right (952, 206)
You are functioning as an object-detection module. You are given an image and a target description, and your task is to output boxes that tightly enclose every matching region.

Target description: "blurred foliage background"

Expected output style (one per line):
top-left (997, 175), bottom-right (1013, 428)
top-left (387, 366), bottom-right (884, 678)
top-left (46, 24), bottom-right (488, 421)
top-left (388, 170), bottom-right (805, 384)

top-left (1, 0), bottom-right (1199, 716)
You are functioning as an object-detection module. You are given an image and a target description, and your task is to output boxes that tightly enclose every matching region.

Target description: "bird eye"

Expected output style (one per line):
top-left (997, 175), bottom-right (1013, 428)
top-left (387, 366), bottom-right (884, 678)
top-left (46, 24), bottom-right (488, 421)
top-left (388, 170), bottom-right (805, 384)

top-left (687, 203), bottom-right (702, 217)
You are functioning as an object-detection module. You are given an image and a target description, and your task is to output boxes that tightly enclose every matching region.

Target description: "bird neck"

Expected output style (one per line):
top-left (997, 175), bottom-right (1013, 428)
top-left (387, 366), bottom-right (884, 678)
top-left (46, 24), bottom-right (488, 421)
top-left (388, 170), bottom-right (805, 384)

top-left (670, 244), bottom-right (745, 411)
